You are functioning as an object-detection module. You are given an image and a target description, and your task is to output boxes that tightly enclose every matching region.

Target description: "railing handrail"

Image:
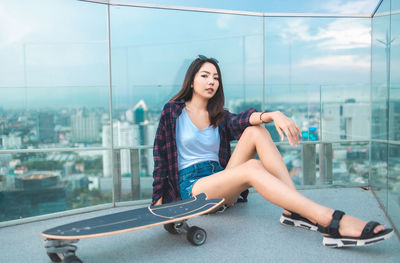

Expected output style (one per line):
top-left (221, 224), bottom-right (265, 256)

top-left (79, 0), bottom-right (372, 18)
top-left (0, 139), bottom-right (383, 154)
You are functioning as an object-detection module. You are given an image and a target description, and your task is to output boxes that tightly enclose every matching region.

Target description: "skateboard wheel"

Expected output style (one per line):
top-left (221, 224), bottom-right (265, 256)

top-left (46, 253), bottom-right (62, 262)
top-left (164, 223), bottom-right (179, 234)
top-left (63, 255), bottom-right (83, 263)
top-left (187, 226), bottom-right (207, 246)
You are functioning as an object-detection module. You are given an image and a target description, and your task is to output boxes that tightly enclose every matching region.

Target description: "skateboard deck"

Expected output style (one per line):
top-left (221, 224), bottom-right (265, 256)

top-left (41, 193), bottom-right (224, 263)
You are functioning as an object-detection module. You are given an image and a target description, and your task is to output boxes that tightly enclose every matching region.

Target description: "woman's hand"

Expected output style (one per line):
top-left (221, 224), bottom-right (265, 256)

top-left (270, 111), bottom-right (301, 146)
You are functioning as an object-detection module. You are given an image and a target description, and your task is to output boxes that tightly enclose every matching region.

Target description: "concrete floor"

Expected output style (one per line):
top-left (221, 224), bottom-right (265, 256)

top-left (0, 188), bottom-right (399, 263)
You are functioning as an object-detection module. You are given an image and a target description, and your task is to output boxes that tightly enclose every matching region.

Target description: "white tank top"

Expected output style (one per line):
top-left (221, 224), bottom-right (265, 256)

top-left (176, 108), bottom-right (220, 171)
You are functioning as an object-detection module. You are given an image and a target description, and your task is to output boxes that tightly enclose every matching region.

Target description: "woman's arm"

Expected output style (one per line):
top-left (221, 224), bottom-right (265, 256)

top-left (250, 111), bottom-right (301, 147)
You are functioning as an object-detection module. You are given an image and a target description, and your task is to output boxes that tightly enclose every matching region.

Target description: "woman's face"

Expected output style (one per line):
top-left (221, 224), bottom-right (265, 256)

top-left (191, 62), bottom-right (219, 100)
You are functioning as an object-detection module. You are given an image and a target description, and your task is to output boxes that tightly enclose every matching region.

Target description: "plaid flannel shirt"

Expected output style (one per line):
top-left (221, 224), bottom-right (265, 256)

top-left (151, 100), bottom-right (256, 205)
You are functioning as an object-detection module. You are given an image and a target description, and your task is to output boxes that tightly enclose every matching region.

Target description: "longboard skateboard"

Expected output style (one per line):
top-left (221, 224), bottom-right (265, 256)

top-left (41, 193), bottom-right (224, 263)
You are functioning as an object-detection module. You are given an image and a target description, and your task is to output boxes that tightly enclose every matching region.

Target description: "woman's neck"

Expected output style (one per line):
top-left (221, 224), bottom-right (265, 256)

top-left (186, 96), bottom-right (208, 112)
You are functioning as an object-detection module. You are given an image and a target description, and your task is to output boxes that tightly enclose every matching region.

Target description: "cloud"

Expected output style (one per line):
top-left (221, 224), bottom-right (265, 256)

top-left (299, 54), bottom-right (370, 69)
top-left (321, 0), bottom-right (378, 14)
top-left (216, 15), bottom-right (233, 29)
top-left (0, 5), bottom-right (34, 48)
top-left (315, 19), bottom-right (371, 50)
top-left (280, 18), bottom-right (370, 50)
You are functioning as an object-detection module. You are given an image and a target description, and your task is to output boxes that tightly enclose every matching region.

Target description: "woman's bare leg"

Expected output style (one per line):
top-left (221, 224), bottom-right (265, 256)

top-left (226, 125), bottom-right (295, 190)
top-left (225, 125), bottom-right (298, 217)
top-left (192, 159), bottom-right (385, 237)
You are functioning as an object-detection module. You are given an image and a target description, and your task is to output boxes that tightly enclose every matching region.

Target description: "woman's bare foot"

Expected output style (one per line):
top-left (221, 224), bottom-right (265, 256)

top-left (336, 215), bottom-right (385, 237)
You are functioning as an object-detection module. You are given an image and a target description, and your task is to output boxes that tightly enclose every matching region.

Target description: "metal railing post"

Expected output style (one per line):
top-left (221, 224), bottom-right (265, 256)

top-left (130, 149), bottom-right (140, 200)
top-left (302, 144), bottom-right (316, 185)
top-left (113, 149), bottom-right (121, 202)
top-left (319, 143), bottom-right (333, 184)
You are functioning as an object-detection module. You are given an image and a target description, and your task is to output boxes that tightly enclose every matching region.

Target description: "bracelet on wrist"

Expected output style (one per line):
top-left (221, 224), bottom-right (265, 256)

top-left (259, 112), bottom-right (267, 123)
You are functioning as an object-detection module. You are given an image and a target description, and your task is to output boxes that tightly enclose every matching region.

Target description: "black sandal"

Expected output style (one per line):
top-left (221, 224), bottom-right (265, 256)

top-left (317, 210), bottom-right (394, 247)
top-left (280, 211), bottom-right (318, 231)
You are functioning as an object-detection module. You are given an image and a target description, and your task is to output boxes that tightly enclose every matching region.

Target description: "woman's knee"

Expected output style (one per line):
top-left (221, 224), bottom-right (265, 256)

top-left (241, 159), bottom-right (271, 183)
top-left (242, 125), bottom-right (271, 140)
top-left (242, 159), bottom-right (264, 173)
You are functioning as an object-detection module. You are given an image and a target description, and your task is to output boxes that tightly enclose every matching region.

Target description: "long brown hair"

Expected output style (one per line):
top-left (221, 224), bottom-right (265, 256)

top-left (171, 57), bottom-right (225, 128)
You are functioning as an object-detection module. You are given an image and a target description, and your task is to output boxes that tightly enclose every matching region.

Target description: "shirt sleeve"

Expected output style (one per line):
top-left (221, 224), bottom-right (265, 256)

top-left (225, 108), bottom-right (257, 141)
top-left (151, 107), bottom-right (169, 205)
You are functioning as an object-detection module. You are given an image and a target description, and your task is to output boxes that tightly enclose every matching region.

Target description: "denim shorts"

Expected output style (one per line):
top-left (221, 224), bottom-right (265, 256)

top-left (179, 161), bottom-right (223, 200)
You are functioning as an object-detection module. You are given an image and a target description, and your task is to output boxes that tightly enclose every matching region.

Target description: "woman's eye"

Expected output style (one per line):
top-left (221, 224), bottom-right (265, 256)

top-left (214, 77), bottom-right (219, 81)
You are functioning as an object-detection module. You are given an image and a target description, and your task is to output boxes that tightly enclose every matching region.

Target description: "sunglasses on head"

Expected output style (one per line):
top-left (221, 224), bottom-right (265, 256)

top-left (198, 54), bottom-right (219, 64)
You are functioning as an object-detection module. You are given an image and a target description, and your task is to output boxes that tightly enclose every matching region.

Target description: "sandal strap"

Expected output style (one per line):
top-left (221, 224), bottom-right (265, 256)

top-left (361, 221), bottom-right (380, 239)
top-left (289, 211), bottom-right (315, 225)
top-left (317, 210), bottom-right (345, 237)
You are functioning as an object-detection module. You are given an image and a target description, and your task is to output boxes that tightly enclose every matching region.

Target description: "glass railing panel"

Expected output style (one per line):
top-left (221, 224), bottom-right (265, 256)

top-left (390, 1), bottom-right (400, 142)
top-left (388, 143), bottom-right (400, 233)
top-left (0, 150), bottom-right (112, 222)
top-left (370, 142), bottom-right (388, 210)
top-left (274, 143), bottom-right (303, 185)
top-left (265, 17), bottom-right (370, 143)
top-left (331, 141), bottom-right (369, 186)
top-left (321, 84), bottom-right (371, 142)
top-left (0, 0), bottom-right (109, 150)
top-left (388, 0), bottom-right (400, 233)
top-left (372, 1), bottom-right (391, 141)
top-left (371, 0), bottom-right (391, 212)
top-left (109, 6), bottom-right (263, 201)
top-left (276, 141), bottom-right (369, 188)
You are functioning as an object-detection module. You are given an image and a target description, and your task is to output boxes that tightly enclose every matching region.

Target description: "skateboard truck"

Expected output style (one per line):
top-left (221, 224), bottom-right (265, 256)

top-left (44, 239), bottom-right (82, 263)
top-left (164, 220), bottom-right (207, 246)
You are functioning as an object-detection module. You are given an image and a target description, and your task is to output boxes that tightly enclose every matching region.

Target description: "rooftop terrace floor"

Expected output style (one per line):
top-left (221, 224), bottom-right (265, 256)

top-left (1, 188), bottom-right (399, 263)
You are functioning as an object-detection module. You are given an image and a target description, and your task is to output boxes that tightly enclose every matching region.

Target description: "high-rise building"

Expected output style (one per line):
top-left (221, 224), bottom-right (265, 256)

top-left (390, 101), bottom-right (400, 141)
top-left (321, 104), bottom-right (341, 141)
top-left (343, 102), bottom-right (370, 140)
top-left (116, 121), bottom-right (140, 176)
top-left (126, 100), bottom-right (148, 125)
top-left (37, 112), bottom-right (55, 143)
top-left (322, 101), bottom-right (370, 141)
top-left (102, 100), bottom-right (155, 178)
top-left (102, 124), bottom-right (112, 178)
top-left (145, 123), bottom-right (157, 176)
top-left (71, 110), bottom-right (100, 143)
top-left (102, 121), bottom-right (140, 177)
top-left (1, 171), bottom-right (66, 221)
top-left (1, 133), bottom-right (22, 149)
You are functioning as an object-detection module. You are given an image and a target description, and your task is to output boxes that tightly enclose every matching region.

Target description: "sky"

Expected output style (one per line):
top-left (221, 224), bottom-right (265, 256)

top-left (0, 0), bottom-right (393, 108)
